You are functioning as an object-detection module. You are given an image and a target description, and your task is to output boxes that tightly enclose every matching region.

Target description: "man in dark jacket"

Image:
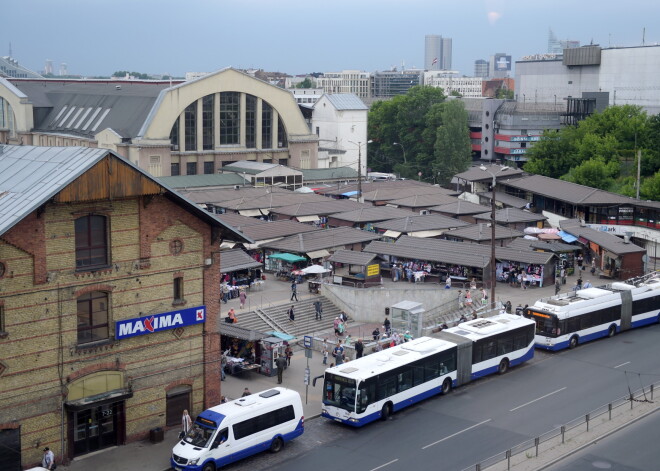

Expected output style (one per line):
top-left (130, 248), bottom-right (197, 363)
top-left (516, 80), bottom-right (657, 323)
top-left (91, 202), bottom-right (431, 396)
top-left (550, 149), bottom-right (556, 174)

top-left (355, 339), bottom-right (364, 359)
top-left (276, 355), bottom-right (287, 384)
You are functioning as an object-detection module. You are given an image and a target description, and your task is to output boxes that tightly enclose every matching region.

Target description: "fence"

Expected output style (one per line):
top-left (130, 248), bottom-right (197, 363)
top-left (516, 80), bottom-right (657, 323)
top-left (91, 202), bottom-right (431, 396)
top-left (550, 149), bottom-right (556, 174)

top-left (462, 381), bottom-right (659, 470)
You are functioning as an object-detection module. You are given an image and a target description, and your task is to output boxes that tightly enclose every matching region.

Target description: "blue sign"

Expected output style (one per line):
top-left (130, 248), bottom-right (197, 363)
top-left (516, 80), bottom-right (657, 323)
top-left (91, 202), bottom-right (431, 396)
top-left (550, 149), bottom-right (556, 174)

top-left (116, 305), bottom-right (206, 339)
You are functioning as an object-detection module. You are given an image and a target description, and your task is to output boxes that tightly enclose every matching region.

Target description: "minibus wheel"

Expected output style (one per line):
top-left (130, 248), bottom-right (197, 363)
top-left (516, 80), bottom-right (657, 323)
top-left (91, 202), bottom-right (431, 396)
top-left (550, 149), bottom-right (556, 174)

top-left (269, 437), bottom-right (283, 453)
top-left (202, 462), bottom-right (215, 471)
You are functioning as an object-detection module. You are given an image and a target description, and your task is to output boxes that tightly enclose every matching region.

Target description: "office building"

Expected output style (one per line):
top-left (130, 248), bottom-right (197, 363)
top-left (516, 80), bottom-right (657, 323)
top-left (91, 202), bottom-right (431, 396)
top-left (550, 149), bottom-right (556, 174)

top-left (425, 35), bottom-right (452, 70)
top-left (371, 69), bottom-right (423, 98)
top-left (474, 59), bottom-right (489, 78)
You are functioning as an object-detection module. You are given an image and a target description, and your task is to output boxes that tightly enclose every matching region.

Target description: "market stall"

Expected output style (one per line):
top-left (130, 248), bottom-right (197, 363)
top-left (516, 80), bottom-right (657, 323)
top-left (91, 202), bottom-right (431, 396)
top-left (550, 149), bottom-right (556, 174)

top-left (328, 250), bottom-right (382, 287)
top-left (265, 252), bottom-right (307, 276)
top-left (219, 324), bottom-right (267, 376)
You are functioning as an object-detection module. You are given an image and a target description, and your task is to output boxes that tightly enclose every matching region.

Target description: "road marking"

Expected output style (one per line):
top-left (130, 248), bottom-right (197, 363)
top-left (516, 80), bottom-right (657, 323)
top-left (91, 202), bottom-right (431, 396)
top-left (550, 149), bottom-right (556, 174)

top-left (614, 361), bottom-right (630, 369)
top-left (422, 419), bottom-right (492, 449)
top-left (369, 459), bottom-right (399, 471)
top-left (509, 387), bottom-right (567, 412)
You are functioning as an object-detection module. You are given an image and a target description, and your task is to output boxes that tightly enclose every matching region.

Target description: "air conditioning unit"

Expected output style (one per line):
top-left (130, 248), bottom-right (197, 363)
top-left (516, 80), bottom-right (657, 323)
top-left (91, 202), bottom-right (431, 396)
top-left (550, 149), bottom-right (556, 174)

top-left (420, 210), bottom-right (430, 215)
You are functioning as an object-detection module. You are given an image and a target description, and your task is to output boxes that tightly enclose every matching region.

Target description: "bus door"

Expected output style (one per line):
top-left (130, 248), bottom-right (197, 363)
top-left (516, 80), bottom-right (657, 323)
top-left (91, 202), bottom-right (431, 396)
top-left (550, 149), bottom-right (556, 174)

top-left (435, 332), bottom-right (472, 386)
top-left (620, 291), bottom-right (632, 331)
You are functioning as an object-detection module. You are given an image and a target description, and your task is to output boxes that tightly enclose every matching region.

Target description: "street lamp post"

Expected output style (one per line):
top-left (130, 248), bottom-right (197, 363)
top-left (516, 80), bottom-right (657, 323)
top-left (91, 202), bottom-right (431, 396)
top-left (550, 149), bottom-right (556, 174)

top-left (480, 164), bottom-right (509, 306)
top-left (393, 142), bottom-right (407, 163)
top-left (348, 140), bottom-right (372, 203)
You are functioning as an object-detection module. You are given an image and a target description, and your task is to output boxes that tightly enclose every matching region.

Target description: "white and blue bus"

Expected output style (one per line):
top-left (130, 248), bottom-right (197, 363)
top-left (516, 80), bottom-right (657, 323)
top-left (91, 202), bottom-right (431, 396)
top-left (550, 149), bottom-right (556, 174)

top-left (322, 314), bottom-right (535, 427)
top-left (524, 273), bottom-right (660, 351)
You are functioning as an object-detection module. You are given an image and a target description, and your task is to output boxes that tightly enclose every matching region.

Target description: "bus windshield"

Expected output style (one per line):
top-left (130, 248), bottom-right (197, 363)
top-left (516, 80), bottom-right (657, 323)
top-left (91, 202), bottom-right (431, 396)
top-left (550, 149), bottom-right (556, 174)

top-left (184, 423), bottom-right (216, 448)
top-left (526, 309), bottom-right (559, 337)
top-left (323, 373), bottom-right (357, 412)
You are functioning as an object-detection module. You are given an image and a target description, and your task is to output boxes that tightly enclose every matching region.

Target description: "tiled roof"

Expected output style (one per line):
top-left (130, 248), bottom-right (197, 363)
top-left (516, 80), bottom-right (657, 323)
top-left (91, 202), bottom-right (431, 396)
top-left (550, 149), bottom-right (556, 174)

top-left (261, 227), bottom-right (382, 254)
top-left (430, 200), bottom-right (492, 215)
top-left (373, 214), bottom-right (470, 232)
top-left (220, 248), bottom-right (263, 274)
top-left (473, 207), bottom-right (547, 224)
top-left (329, 206), bottom-right (414, 223)
top-left (445, 223), bottom-right (525, 241)
top-left (454, 164), bottom-right (524, 182)
top-left (328, 249), bottom-right (377, 265)
top-left (272, 199), bottom-right (365, 217)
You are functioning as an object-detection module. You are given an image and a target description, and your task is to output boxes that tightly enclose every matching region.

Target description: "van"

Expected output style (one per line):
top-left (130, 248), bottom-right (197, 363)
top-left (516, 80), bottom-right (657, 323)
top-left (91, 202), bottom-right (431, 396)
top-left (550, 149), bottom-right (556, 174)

top-left (171, 387), bottom-right (304, 471)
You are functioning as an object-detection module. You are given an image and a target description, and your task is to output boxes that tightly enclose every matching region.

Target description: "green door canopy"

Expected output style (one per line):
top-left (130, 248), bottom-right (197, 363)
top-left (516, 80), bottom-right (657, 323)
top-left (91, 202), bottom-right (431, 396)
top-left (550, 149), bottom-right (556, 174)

top-left (268, 252), bottom-right (307, 263)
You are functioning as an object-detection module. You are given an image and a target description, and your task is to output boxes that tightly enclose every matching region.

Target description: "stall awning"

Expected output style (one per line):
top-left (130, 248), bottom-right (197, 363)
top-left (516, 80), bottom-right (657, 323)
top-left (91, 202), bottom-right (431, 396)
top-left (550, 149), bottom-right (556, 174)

top-left (268, 252), bottom-right (307, 263)
top-left (342, 190), bottom-right (359, 197)
top-left (557, 230), bottom-right (578, 243)
top-left (238, 209), bottom-right (263, 217)
top-left (243, 238), bottom-right (282, 250)
top-left (409, 230), bottom-right (444, 238)
top-left (383, 230), bottom-right (402, 238)
top-left (220, 241), bottom-right (237, 249)
top-left (306, 249), bottom-right (330, 259)
top-left (266, 331), bottom-right (296, 341)
top-left (297, 215), bottom-right (320, 223)
top-left (220, 323), bottom-right (267, 341)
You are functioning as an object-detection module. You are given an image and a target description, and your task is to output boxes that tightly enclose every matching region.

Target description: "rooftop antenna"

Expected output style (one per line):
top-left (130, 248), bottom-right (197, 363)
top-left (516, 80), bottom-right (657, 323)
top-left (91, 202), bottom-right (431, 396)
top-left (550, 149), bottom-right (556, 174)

top-left (642, 27), bottom-right (646, 45)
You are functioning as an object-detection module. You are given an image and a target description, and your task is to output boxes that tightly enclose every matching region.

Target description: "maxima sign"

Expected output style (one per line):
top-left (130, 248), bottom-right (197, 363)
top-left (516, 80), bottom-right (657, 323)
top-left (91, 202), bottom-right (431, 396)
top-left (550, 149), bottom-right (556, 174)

top-left (116, 306), bottom-right (206, 339)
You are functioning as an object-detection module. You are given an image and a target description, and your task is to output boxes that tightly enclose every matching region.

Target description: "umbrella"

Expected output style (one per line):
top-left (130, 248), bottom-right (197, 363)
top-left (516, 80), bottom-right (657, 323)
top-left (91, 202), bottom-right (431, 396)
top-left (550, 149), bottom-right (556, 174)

top-left (268, 252), bottom-right (307, 263)
top-left (291, 269), bottom-right (305, 275)
top-left (301, 265), bottom-right (330, 274)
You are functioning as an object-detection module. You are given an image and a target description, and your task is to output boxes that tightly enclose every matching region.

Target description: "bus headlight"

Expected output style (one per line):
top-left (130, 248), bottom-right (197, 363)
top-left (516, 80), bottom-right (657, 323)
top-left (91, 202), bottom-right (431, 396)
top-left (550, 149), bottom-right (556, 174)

top-left (322, 408), bottom-right (327, 415)
top-left (189, 458), bottom-right (200, 465)
top-left (348, 418), bottom-right (359, 423)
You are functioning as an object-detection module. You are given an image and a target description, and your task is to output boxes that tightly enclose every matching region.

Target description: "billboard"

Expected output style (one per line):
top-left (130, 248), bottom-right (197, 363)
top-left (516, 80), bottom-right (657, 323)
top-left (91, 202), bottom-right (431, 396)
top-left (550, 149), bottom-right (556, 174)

top-left (116, 305), bottom-right (206, 339)
top-left (495, 55), bottom-right (512, 71)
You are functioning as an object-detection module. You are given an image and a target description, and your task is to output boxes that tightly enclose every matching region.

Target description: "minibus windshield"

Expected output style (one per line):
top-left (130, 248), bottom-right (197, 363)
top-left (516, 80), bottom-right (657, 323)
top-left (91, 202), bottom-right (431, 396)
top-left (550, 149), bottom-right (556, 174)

top-left (184, 423), bottom-right (215, 448)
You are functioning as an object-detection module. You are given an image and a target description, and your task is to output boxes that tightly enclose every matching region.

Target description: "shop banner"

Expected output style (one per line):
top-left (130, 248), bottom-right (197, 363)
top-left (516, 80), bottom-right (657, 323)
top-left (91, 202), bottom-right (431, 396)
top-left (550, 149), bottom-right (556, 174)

top-left (116, 305), bottom-right (206, 339)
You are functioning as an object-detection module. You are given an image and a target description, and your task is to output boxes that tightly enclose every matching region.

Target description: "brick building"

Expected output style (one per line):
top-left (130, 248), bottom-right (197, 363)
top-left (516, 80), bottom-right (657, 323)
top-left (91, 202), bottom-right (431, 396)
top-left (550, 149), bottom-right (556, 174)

top-left (0, 145), bottom-right (247, 468)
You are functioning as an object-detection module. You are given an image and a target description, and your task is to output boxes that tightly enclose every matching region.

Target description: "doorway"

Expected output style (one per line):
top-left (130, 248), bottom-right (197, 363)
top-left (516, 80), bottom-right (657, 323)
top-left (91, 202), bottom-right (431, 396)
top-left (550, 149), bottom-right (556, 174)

top-left (72, 402), bottom-right (122, 456)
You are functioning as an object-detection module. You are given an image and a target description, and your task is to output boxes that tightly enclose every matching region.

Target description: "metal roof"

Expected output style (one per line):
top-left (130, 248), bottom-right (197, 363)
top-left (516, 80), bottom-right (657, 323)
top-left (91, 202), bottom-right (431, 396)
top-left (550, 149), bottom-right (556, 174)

top-left (386, 192), bottom-right (458, 208)
top-left (222, 160), bottom-right (281, 175)
top-left (237, 220), bottom-right (319, 242)
top-left (373, 214), bottom-right (470, 232)
top-left (364, 240), bottom-right (490, 268)
top-left (261, 226), bottom-right (382, 254)
top-left (429, 200), bottom-right (492, 215)
top-left (445, 223), bottom-right (525, 241)
top-left (219, 248), bottom-right (263, 273)
top-left (158, 173), bottom-right (246, 189)
top-left (329, 206), bottom-right (414, 223)
top-left (317, 179), bottom-right (433, 197)
top-left (300, 167), bottom-right (358, 181)
top-left (0, 145), bottom-right (251, 243)
top-left (560, 219), bottom-right (646, 255)
top-left (271, 199), bottom-right (365, 217)
top-left (216, 212), bottom-right (269, 229)
top-left (328, 249), bottom-right (377, 266)
top-left (180, 187), bottom-right (327, 210)
top-left (219, 323), bottom-right (267, 341)
top-left (472, 207), bottom-right (547, 224)
top-left (317, 93), bottom-right (368, 110)
top-left (453, 164), bottom-right (524, 182)
top-left (478, 191), bottom-right (529, 209)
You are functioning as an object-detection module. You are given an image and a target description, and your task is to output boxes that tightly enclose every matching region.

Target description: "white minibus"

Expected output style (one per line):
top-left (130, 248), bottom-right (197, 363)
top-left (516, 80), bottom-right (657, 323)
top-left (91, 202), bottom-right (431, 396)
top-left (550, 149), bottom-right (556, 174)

top-left (171, 387), bottom-right (304, 471)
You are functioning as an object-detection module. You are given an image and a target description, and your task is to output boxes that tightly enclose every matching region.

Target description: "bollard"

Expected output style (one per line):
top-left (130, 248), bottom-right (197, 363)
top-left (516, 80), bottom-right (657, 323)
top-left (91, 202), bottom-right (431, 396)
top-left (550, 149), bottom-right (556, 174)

top-left (535, 437), bottom-right (540, 457)
top-left (608, 403), bottom-right (612, 420)
top-left (586, 413), bottom-right (590, 432)
top-left (561, 425), bottom-right (565, 444)
top-left (630, 394), bottom-right (634, 410)
top-left (475, 464), bottom-right (481, 471)
top-left (652, 384), bottom-right (654, 400)
top-left (506, 449), bottom-right (511, 470)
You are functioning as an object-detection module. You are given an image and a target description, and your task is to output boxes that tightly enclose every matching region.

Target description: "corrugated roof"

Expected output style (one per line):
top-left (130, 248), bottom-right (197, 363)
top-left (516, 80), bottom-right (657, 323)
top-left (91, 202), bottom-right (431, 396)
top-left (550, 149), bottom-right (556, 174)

top-left (223, 160), bottom-right (281, 175)
top-left (373, 214), bottom-right (470, 232)
top-left (560, 219), bottom-right (646, 255)
top-left (272, 199), bottom-right (365, 217)
top-left (472, 207), bottom-right (547, 224)
top-left (387, 192), bottom-right (458, 208)
top-left (478, 191), bottom-right (529, 209)
top-left (158, 173), bottom-right (246, 189)
top-left (430, 200), bottom-right (492, 215)
top-left (445, 223), bottom-right (525, 241)
top-left (237, 220), bottom-right (319, 241)
top-left (364, 240), bottom-right (490, 268)
top-left (320, 94), bottom-right (368, 110)
top-left (454, 164), bottom-right (524, 182)
top-left (0, 145), bottom-right (251, 243)
top-left (219, 248), bottom-right (263, 273)
top-left (328, 249), bottom-right (377, 265)
top-left (180, 187), bottom-right (327, 210)
top-left (216, 212), bottom-right (269, 229)
top-left (329, 206), bottom-right (414, 223)
top-left (300, 167), bottom-right (358, 181)
top-left (317, 179), bottom-right (433, 197)
top-left (262, 226), bottom-right (381, 254)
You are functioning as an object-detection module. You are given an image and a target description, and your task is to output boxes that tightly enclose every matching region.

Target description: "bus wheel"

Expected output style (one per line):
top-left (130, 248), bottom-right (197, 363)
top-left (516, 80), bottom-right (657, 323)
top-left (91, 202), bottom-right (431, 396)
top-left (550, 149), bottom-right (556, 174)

top-left (608, 325), bottom-right (616, 338)
top-left (381, 403), bottom-right (392, 421)
top-left (569, 336), bottom-right (578, 349)
top-left (442, 378), bottom-right (452, 394)
top-left (269, 437), bottom-right (284, 453)
top-left (498, 358), bottom-right (509, 375)
top-left (202, 462), bottom-right (216, 471)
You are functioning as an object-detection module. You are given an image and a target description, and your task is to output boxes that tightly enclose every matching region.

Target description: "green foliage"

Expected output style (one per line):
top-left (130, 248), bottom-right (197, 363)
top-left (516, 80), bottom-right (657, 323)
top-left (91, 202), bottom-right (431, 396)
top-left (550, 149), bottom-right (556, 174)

top-left (295, 78), bottom-right (314, 89)
top-left (433, 100), bottom-right (472, 185)
top-left (495, 88), bottom-right (514, 99)
top-left (640, 171), bottom-right (660, 200)
top-left (112, 70), bottom-right (153, 79)
top-left (561, 157), bottom-right (619, 190)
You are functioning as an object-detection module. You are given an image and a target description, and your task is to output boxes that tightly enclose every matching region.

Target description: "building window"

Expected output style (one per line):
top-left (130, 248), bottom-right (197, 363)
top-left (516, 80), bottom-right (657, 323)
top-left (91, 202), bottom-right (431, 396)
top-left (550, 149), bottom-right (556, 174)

top-left (0, 261), bottom-right (5, 279)
top-left (184, 103), bottom-right (197, 151)
top-left (75, 215), bottom-right (108, 270)
top-left (0, 304), bottom-right (6, 337)
top-left (186, 161), bottom-right (197, 175)
top-left (171, 162), bottom-right (180, 176)
top-left (173, 277), bottom-right (184, 304)
top-left (204, 161), bottom-right (214, 174)
top-left (262, 102), bottom-right (272, 148)
top-left (220, 92), bottom-right (240, 145)
top-left (77, 291), bottom-right (109, 344)
top-left (277, 117), bottom-right (287, 148)
top-left (202, 95), bottom-right (214, 150)
top-left (170, 117), bottom-right (180, 150)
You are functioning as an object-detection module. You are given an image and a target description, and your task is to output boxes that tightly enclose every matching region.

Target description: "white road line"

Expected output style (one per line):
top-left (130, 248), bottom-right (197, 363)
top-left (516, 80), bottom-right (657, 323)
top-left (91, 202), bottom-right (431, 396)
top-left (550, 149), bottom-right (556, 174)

top-left (422, 419), bottom-right (492, 450)
top-left (369, 458), bottom-right (399, 471)
top-left (509, 387), bottom-right (567, 412)
top-left (614, 361), bottom-right (631, 369)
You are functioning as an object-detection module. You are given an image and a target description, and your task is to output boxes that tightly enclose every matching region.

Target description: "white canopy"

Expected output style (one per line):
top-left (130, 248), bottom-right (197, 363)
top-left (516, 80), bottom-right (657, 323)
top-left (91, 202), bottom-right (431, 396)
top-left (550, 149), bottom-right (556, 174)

top-left (301, 264), bottom-right (331, 274)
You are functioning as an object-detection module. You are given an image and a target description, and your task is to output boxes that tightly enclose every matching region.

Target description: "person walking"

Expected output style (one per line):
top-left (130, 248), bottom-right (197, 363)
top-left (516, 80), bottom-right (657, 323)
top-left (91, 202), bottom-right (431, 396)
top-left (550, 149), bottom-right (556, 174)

top-left (276, 354), bottom-right (287, 384)
top-left (322, 344), bottom-right (329, 365)
top-left (314, 299), bottom-right (323, 320)
top-left (290, 280), bottom-right (299, 301)
top-left (555, 278), bottom-right (561, 295)
top-left (458, 290), bottom-right (465, 309)
top-left (182, 409), bottom-right (192, 437)
top-left (372, 327), bottom-right (380, 341)
top-left (355, 338), bottom-right (364, 359)
top-left (239, 290), bottom-right (247, 309)
top-left (445, 275), bottom-right (452, 289)
top-left (465, 290), bottom-right (474, 310)
top-left (42, 447), bottom-right (56, 470)
top-left (333, 342), bottom-right (345, 366)
top-left (383, 315), bottom-right (391, 336)
top-left (284, 344), bottom-right (293, 366)
top-left (220, 354), bottom-right (226, 381)
top-left (242, 387), bottom-right (252, 397)
top-left (480, 287), bottom-right (488, 306)
top-left (288, 305), bottom-right (295, 323)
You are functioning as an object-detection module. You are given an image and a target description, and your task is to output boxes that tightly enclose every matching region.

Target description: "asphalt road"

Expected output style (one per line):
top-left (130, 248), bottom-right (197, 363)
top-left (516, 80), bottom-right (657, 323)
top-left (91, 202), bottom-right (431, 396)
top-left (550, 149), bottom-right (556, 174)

top-left (216, 323), bottom-right (660, 471)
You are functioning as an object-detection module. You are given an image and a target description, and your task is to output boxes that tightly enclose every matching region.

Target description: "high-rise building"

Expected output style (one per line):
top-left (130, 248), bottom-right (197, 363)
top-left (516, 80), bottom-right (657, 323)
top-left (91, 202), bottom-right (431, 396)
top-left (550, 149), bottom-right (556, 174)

top-left (371, 69), bottom-right (423, 98)
top-left (59, 62), bottom-right (68, 76)
top-left (44, 59), bottom-right (53, 75)
top-left (474, 59), bottom-right (489, 78)
top-left (489, 53), bottom-right (512, 79)
top-left (425, 35), bottom-right (452, 70)
top-left (548, 28), bottom-right (580, 54)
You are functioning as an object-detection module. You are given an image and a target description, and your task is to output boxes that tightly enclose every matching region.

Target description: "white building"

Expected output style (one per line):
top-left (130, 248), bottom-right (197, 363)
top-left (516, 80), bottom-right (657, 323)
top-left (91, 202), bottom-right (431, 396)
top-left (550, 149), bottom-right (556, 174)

top-left (424, 71), bottom-right (483, 97)
top-left (316, 70), bottom-right (371, 99)
top-left (516, 44), bottom-right (660, 115)
top-left (311, 94), bottom-right (368, 174)
top-left (291, 88), bottom-right (324, 105)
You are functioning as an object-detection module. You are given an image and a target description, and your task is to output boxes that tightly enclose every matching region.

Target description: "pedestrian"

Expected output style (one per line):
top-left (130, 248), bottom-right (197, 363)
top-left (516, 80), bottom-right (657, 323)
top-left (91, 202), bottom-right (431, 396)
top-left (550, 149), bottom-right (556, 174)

top-left (344, 334), bottom-right (352, 348)
top-left (465, 290), bottom-right (474, 310)
top-left (314, 299), bottom-right (323, 320)
top-left (221, 283), bottom-right (229, 303)
top-left (555, 278), bottom-right (561, 295)
top-left (288, 305), bottom-right (295, 322)
top-left (333, 317), bottom-right (341, 335)
top-left (276, 354), bottom-right (287, 384)
top-left (333, 342), bottom-right (345, 366)
top-left (322, 344), bottom-right (329, 364)
top-left (560, 267), bottom-right (566, 285)
top-left (470, 277), bottom-right (477, 290)
top-left (227, 308), bottom-right (237, 324)
top-left (42, 447), bottom-right (56, 470)
top-left (458, 290), bottom-right (465, 309)
top-left (337, 320), bottom-right (345, 336)
top-left (220, 395), bottom-right (228, 403)
top-left (285, 344), bottom-right (292, 366)
top-left (577, 254), bottom-right (584, 270)
top-left (242, 387), bottom-right (251, 397)
top-left (505, 300), bottom-right (512, 314)
top-left (583, 279), bottom-right (593, 289)
top-left (480, 287), bottom-right (488, 306)
top-left (355, 338), bottom-right (364, 358)
top-left (220, 354), bottom-right (226, 381)
top-left (372, 327), bottom-right (380, 341)
top-left (459, 314), bottom-right (467, 322)
top-left (290, 280), bottom-right (299, 301)
top-left (383, 315), bottom-right (391, 336)
top-left (576, 276), bottom-right (583, 290)
top-left (239, 290), bottom-right (247, 309)
top-left (445, 275), bottom-right (452, 289)
top-left (591, 259), bottom-right (596, 275)
top-left (182, 409), bottom-right (192, 437)
top-left (339, 311), bottom-right (349, 324)
top-left (403, 330), bottom-right (413, 342)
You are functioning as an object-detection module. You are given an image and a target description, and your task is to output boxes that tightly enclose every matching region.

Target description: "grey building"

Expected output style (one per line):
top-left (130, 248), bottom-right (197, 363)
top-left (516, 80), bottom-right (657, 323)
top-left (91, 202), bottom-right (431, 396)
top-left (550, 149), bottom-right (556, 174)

top-left (371, 69), bottom-right (423, 98)
top-left (425, 35), bottom-right (452, 70)
top-left (474, 59), bottom-right (489, 78)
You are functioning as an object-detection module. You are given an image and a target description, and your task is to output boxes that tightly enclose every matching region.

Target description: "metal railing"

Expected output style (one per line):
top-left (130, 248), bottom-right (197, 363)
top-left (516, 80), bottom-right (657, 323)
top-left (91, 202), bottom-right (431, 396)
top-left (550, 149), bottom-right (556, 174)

top-left (462, 381), bottom-right (658, 471)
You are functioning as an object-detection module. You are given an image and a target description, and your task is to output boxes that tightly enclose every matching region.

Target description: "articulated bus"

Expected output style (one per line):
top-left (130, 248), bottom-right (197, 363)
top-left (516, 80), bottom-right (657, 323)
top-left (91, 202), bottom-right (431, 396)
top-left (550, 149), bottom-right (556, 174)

top-left (322, 314), bottom-right (535, 427)
top-left (524, 273), bottom-right (660, 351)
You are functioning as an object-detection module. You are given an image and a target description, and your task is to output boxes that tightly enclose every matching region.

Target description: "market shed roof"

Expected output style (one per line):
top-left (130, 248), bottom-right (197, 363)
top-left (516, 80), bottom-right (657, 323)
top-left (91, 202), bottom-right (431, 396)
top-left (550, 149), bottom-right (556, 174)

top-left (373, 214), bottom-right (470, 232)
top-left (560, 219), bottom-right (646, 255)
top-left (473, 207), bottom-right (547, 224)
top-left (262, 227), bottom-right (382, 254)
top-left (429, 200), bottom-right (492, 215)
top-left (328, 249), bottom-right (378, 266)
top-left (445, 223), bottom-right (525, 242)
top-left (220, 248), bottom-right (263, 274)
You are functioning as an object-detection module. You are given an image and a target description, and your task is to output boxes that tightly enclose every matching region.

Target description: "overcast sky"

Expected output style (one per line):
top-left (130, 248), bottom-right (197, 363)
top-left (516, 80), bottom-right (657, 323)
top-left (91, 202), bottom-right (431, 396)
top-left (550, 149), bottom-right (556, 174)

top-left (4, 0), bottom-right (659, 78)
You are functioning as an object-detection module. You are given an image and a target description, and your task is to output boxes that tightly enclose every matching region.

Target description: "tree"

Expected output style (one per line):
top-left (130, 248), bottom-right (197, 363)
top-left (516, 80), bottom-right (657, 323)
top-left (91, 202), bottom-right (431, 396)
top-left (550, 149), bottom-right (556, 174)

top-left (495, 88), bottom-right (514, 99)
top-left (295, 78), bottom-right (314, 89)
top-left (433, 100), bottom-right (472, 185)
top-left (561, 157), bottom-right (619, 190)
top-left (640, 170), bottom-right (660, 200)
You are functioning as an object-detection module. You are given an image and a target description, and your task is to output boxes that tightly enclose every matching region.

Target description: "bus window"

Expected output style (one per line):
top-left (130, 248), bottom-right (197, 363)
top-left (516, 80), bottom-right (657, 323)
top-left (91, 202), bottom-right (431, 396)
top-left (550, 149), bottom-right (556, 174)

top-left (324, 373), bottom-right (357, 412)
top-left (529, 311), bottom-right (558, 336)
top-left (357, 380), bottom-right (375, 414)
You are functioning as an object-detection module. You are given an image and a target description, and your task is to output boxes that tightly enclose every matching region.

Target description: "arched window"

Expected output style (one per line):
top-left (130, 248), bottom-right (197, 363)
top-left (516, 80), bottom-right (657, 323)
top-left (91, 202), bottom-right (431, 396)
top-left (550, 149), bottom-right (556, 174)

top-left (75, 215), bottom-right (108, 269)
top-left (77, 291), bottom-right (109, 344)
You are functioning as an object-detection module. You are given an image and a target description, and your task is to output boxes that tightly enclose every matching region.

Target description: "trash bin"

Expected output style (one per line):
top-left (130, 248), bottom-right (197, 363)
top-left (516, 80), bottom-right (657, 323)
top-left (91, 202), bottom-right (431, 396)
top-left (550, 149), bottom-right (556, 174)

top-left (149, 427), bottom-right (164, 443)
